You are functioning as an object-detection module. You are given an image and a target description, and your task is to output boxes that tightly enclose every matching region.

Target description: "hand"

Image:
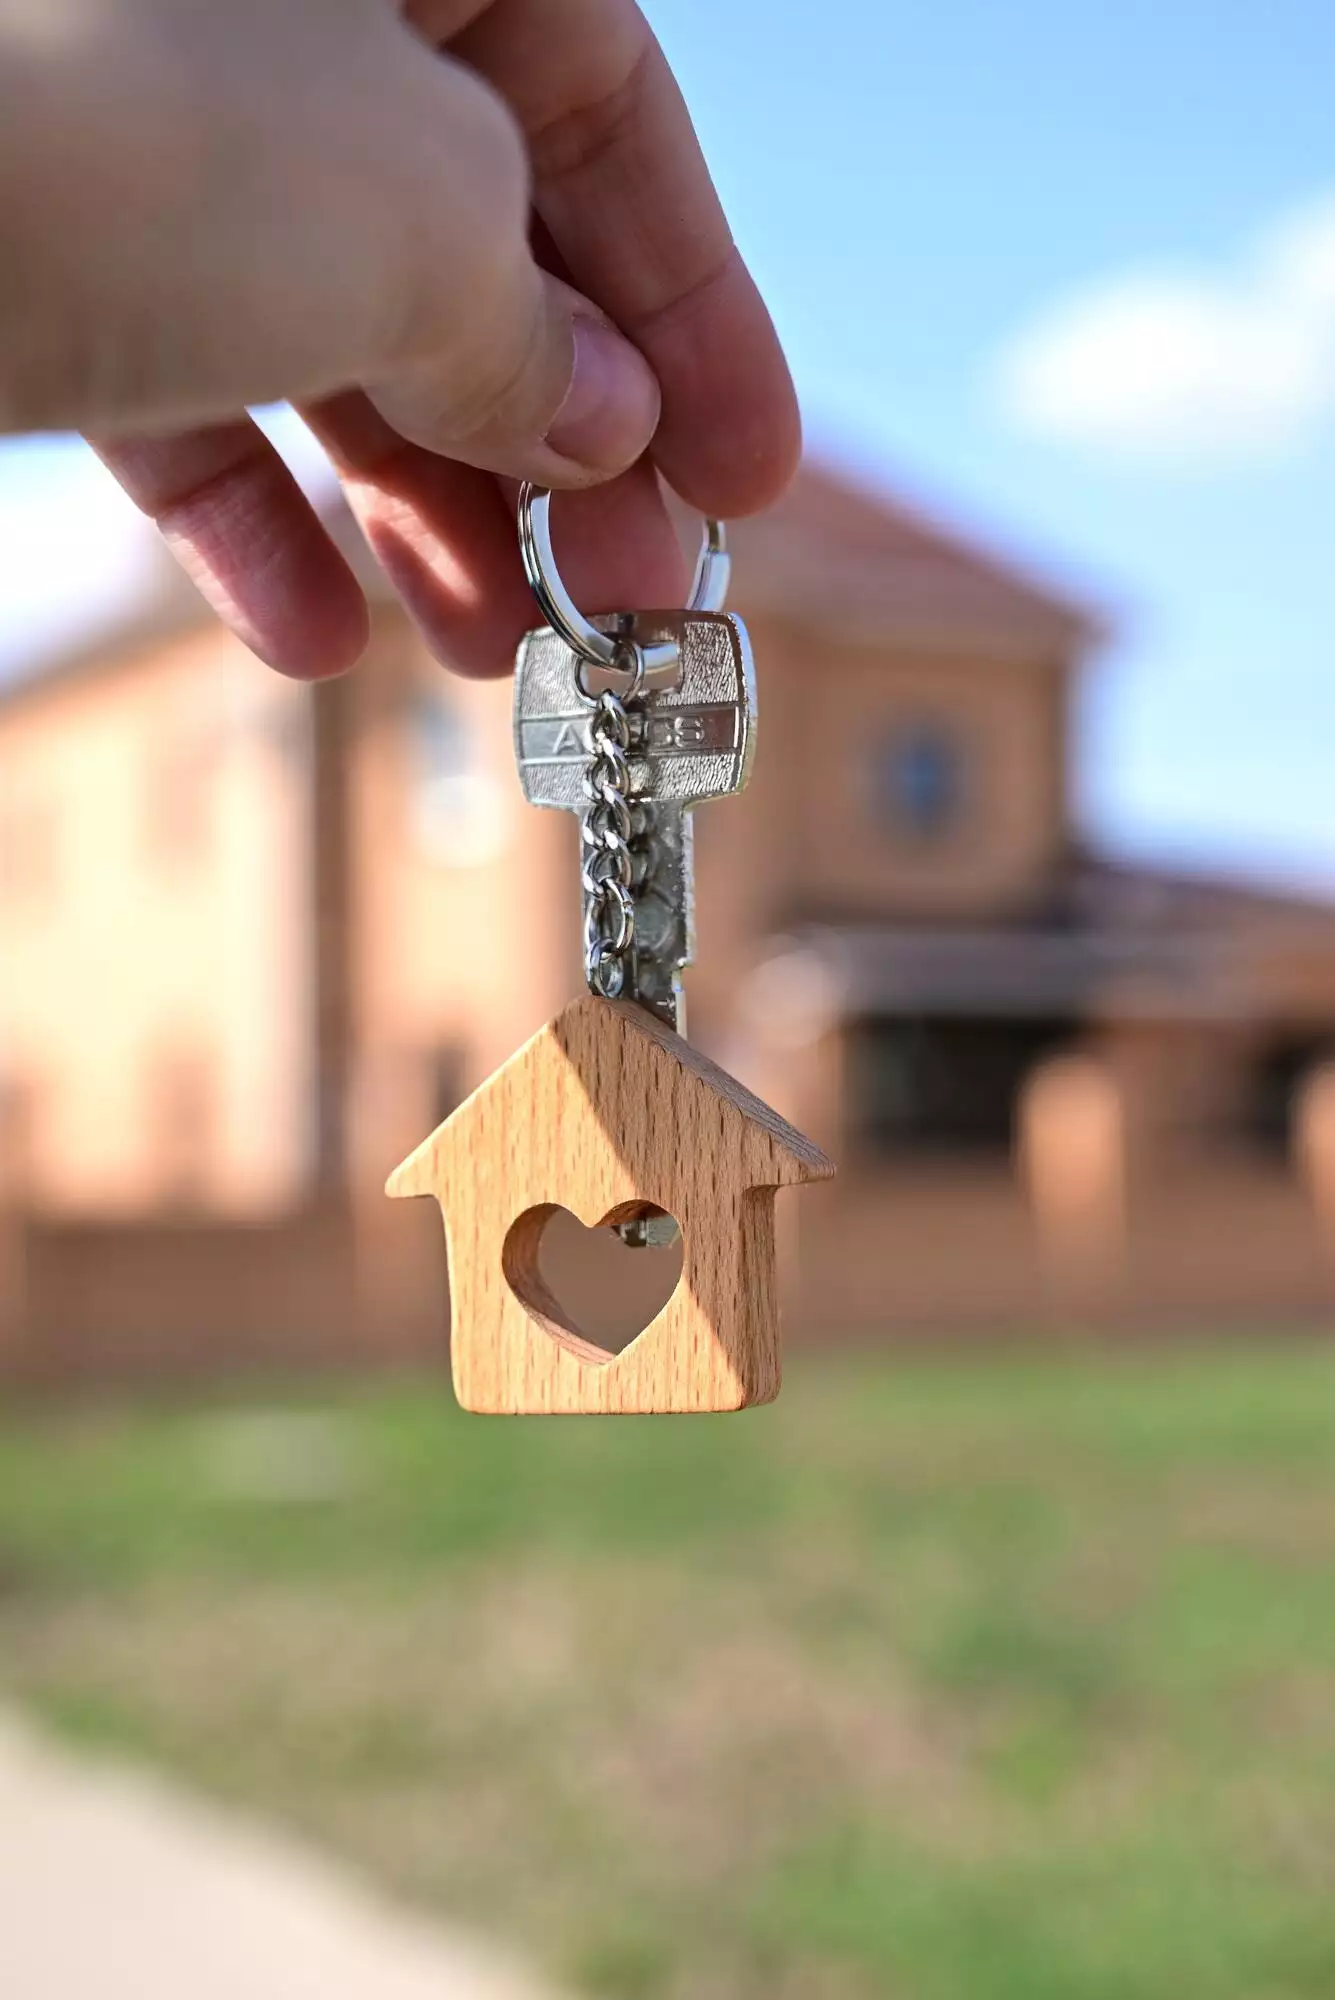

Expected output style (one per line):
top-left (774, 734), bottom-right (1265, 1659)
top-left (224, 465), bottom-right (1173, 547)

top-left (0, 0), bottom-right (799, 677)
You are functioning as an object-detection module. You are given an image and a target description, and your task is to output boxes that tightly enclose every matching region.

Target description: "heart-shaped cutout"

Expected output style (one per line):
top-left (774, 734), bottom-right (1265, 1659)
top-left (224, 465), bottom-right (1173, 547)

top-left (503, 1203), bottom-right (684, 1364)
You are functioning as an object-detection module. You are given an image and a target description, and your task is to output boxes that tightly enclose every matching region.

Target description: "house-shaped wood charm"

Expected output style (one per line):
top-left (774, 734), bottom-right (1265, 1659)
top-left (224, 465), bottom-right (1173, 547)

top-left (386, 996), bottom-right (834, 1414)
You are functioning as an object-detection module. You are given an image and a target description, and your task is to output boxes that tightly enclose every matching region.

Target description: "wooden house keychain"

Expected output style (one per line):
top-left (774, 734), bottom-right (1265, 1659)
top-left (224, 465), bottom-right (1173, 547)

top-left (388, 487), bottom-right (834, 1413)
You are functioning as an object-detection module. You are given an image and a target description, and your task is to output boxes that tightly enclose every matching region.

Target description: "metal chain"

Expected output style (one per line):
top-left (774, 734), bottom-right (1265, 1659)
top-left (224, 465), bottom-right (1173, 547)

top-left (579, 643), bottom-right (645, 1000)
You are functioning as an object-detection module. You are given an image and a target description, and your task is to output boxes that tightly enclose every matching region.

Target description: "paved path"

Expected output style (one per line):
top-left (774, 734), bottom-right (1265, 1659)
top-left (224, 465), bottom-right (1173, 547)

top-left (0, 1716), bottom-right (567, 2000)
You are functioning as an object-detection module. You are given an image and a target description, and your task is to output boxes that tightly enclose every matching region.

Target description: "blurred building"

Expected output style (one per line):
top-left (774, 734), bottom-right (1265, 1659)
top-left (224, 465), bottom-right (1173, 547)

top-left (5, 461), bottom-right (1335, 1380)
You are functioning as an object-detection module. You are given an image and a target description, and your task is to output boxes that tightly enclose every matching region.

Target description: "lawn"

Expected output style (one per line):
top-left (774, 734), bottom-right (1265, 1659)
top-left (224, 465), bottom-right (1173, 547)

top-left (1, 1349), bottom-right (1334, 1999)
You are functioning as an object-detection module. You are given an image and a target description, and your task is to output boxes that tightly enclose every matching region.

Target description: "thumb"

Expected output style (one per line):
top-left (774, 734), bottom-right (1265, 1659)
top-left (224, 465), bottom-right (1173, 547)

top-left (368, 268), bottom-right (662, 489)
top-left (357, 48), bottom-right (660, 487)
top-left (0, 8), bottom-right (659, 481)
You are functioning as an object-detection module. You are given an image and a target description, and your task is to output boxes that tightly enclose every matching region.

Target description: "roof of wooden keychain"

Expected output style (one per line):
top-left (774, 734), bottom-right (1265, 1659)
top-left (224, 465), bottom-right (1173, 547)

top-left (387, 487), bottom-right (834, 1414)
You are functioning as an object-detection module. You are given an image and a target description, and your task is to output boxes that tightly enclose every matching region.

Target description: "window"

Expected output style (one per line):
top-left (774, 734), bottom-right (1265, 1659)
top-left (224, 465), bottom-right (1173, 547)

top-left (411, 689), bottom-right (472, 789)
top-left (0, 1073), bottom-right (39, 1200)
top-left (875, 725), bottom-right (963, 839)
top-left (848, 1014), bottom-right (1076, 1157)
top-left (0, 789), bottom-right (58, 903)
top-left (143, 729), bottom-right (213, 862)
top-left (146, 1047), bottom-right (215, 1205)
top-left (1241, 1038), bottom-right (1331, 1161)
top-left (407, 689), bottom-right (508, 865)
top-left (432, 1045), bottom-right (466, 1127)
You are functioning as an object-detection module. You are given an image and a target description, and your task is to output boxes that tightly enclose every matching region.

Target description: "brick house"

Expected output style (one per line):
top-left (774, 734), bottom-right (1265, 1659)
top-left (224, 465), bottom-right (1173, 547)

top-left (4, 461), bottom-right (1335, 1380)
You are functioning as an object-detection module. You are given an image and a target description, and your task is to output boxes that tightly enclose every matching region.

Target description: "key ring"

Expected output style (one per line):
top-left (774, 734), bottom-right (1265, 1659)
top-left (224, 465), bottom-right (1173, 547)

top-left (518, 482), bottom-right (730, 679)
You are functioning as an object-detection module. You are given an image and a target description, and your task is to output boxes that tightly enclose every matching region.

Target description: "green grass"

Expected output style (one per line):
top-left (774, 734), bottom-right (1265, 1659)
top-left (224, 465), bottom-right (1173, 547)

top-left (1, 1348), bottom-right (1334, 1998)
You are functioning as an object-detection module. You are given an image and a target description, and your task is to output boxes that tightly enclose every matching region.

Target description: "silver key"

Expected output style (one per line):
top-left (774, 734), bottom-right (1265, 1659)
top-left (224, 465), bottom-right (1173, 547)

top-left (513, 609), bottom-right (756, 1034)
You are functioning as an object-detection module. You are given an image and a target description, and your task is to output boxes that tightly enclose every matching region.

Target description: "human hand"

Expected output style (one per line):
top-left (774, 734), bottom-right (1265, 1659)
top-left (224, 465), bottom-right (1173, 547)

top-left (0, 0), bottom-right (799, 676)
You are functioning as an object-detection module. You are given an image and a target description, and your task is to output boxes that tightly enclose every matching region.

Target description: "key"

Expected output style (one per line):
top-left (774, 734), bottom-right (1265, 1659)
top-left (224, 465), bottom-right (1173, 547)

top-left (513, 609), bottom-right (756, 1036)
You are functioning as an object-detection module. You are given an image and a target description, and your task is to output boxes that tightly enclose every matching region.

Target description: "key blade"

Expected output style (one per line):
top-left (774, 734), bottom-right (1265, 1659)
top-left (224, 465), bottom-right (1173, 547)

top-left (630, 803), bottom-right (694, 1033)
top-left (512, 609), bottom-right (756, 1035)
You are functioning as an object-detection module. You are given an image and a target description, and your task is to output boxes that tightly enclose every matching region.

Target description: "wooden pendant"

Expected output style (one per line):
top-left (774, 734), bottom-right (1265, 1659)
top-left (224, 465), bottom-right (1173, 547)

top-left (387, 996), bottom-right (834, 1414)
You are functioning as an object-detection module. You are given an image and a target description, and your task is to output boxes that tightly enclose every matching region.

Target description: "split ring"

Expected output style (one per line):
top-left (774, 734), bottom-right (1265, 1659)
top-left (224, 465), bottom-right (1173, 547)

top-left (517, 483), bottom-right (730, 677)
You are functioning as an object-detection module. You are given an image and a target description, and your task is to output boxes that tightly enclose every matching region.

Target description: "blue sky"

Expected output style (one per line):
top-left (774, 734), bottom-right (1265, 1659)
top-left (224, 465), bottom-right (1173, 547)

top-left (3, 1), bottom-right (1334, 888)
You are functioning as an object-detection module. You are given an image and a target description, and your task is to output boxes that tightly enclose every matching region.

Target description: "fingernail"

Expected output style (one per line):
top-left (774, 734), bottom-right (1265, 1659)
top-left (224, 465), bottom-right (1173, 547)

top-left (545, 317), bottom-right (660, 473)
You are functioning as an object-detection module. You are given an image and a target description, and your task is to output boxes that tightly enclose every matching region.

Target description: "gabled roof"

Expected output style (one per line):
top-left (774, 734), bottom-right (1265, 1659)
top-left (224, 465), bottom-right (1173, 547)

top-left (2, 458), bottom-right (1101, 712)
top-left (778, 855), bottom-right (1335, 1023)
top-left (0, 502), bottom-right (389, 712)
top-left (725, 462), bottom-right (1103, 660)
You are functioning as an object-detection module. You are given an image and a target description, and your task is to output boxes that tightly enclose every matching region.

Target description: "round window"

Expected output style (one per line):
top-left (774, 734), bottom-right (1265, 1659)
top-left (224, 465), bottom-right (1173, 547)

top-left (877, 726), bottom-right (963, 838)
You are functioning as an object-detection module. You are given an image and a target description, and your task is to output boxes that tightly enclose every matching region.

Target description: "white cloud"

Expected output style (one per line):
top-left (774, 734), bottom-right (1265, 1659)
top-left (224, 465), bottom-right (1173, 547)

top-left (996, 193), bottom-right (1335, 466)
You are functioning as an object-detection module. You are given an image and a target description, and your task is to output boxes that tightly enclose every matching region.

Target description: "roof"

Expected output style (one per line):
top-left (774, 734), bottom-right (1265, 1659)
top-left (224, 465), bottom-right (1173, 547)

top-left (388, 994), bottom-right (833, 1201)
top-left (775, 858), bottom-right (1335, 1025)
top-left (725, 461), bottom-right (1102, 659)
top-left (0, 501), bottom-right (391, 713)
top-left (1, 457), bottom-right (1101, 713)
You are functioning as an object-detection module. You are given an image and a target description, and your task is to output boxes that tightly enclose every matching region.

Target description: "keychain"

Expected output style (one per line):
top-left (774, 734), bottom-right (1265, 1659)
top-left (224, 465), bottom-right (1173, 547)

top-left (387, 487), bottom-right (834, 1414)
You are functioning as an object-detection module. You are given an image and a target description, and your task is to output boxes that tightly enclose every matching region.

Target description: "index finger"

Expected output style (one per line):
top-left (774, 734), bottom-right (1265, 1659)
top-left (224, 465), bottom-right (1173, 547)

top-left (415, 0), bottom-right (801, 519)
